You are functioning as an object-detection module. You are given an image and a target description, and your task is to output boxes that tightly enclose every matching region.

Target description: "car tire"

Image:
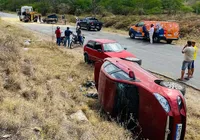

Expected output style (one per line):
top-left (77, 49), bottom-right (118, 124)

top-left (159, 81), bottom-right (186, 96)
top-left (130, 32), bottom-right (135, 39)
top-left (84, 54), bottom-right (90, 64)
top-left (167, 40), bottom-right (172, 44)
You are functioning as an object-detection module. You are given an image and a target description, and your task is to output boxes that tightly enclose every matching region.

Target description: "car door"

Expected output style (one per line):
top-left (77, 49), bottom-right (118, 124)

top-left (93, 42), bottom-right (105, 61)
top-left (85, 41), bottom-right (95, 61)
top-left (135, 22), bottom-right (144, 37)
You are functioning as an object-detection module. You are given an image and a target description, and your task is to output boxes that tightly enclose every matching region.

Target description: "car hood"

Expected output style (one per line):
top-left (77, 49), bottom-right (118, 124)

top-left (104, 50), bottom-right (136, 58)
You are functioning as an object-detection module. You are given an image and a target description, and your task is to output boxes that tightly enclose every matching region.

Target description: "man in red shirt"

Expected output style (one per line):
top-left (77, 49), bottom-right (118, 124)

top-left (55, 26), bottom-right (61, 46)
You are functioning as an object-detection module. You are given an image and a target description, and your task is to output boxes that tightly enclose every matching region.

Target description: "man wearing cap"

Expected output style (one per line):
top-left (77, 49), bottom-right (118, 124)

top-left (149, 24), bottom-right (154, 44)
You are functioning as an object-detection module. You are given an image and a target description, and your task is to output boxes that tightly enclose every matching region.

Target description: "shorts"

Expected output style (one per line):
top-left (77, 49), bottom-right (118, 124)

top-left (182, 61), bottom-right (192, 71)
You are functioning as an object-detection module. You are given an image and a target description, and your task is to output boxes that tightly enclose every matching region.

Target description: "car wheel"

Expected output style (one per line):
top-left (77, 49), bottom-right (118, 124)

top-left (166, 40), bottom-right (172, 44)
top-left (84, 54), bottom-right (91, 64)
top-left (130, 32), bottom-right (135, 39)
top-left (159, 81), bottom-right (186, 96)
top-left (153, 36), bottom-right (160, 43)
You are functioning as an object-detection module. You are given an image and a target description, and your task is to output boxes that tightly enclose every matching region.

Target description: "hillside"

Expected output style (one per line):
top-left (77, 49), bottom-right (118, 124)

top-left (0, 17), bottom-right (200, 140)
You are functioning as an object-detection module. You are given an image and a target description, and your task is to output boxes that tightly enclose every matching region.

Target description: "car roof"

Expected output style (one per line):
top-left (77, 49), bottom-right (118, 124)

top-left (143, 21), bottom-right (178, 24)
top-left (91, 39), bottom-right (116, 44)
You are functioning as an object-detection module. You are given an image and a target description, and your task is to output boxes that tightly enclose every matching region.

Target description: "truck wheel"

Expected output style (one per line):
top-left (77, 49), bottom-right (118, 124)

top-left (167, 40), bottom-right (172, 44)
top-left (87, 25), bottom-right (91, 31)
top-left (97, 27), bottom-right (101, 31)
top-left (130, 33), bottom-right (135, 39)
top-left (159, 81), bottom-right (186, 96)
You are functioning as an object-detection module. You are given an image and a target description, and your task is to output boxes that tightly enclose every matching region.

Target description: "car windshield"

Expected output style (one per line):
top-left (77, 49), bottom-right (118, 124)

top-left (103, 43), bottom-right (124, 52)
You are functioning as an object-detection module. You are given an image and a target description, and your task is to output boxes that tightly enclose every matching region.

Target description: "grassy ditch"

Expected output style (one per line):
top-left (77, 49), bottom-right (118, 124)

top-left (0, 19), bottom-right (131, 139)
top-left (0, 18), bottom-right (200, 140)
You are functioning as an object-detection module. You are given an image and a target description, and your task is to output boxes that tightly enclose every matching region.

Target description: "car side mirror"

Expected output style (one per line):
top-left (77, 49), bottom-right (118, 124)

top-left (97, 49), bottom-right (102, 52)
top-left (124, 48), bottom-right (127, 50)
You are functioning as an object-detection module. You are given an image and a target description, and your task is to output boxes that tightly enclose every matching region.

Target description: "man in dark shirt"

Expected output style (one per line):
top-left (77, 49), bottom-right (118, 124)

top-left (64, 27), bottom-right (73, 48)
top-left (55, 26), bottom-right (61, 46)
top-left (142, 24), bottom-right (148, 38)
top-left (76, 26), bottom-right (82, 43)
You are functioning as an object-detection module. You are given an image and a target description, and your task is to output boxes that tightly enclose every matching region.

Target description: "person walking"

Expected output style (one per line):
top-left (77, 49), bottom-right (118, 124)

top-left (55, 26), bottom-right (61, 46)
top-left (178, 41), bottom-right (195, 81)
top-left (149, 24), bottom-right (154, 44)
top-left (189, 41), bottom-right (198, 77)
top-left (64, 27), bottom-right (73, 48)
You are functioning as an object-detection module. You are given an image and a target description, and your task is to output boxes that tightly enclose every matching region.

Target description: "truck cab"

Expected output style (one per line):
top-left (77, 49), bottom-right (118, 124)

top-left (18, 6), bottom-right (33, 22)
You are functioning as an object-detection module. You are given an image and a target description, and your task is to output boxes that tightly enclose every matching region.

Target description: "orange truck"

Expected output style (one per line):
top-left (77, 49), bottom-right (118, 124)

top-left (129, 21), bottom-right (179, 44)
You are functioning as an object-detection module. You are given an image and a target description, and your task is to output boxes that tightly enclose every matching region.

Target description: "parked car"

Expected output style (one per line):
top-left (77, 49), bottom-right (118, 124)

top-left (94, 57), bottom-right (186, 140)
top-left (129, 21), bottom-right (179, 44)
top-left (78, 17), bottom-right (103, 31)
top-left (83, 39), bottom-right (141, 65)
top-left (43, 14), bottom-right (58, 24)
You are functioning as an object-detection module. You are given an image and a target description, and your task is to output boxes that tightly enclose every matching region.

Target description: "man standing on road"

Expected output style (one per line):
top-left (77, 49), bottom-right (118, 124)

top-left (179, 41), bottom-right (194, 81)
top-left (55, 26), bottom-right (61, 46)
top-left (142, 24), bottom-right (148, 39)
top-left (149, 24), bottom-right (154, 44)
top-left (188, 41), bottom-right (198, 77)
top-left (76, 26), bottom-right (82, 43)
top-left (64, 27), bottom-right (73, 48)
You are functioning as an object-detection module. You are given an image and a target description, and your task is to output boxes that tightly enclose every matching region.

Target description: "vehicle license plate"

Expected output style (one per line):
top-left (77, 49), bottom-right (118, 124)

top-left (168, 34), bottom-right (172, 36)
top-left (175, 124), bottom-right (182, 140)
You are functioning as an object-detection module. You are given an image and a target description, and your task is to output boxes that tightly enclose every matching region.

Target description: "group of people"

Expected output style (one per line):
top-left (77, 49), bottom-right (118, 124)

top-left (55, 26), bottom-right (82, 47)
top-left (142, 23), bottom-right (164, 44)
top-left (179, 41), bottom-right (198, 81)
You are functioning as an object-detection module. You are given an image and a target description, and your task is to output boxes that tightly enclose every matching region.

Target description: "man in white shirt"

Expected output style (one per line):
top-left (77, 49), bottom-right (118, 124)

top-left (179, 41), bottom-right (195, 81)
top-left (149, 24), bottom-right (154, 44)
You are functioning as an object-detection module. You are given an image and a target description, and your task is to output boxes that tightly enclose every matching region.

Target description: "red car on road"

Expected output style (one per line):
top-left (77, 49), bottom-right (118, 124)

top-left (83, 39), bottom-right (141, 65)
top-left (94, 57), bottom-right (186, 140)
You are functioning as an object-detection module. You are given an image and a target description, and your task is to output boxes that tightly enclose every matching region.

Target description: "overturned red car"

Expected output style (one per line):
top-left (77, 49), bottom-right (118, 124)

top-left (94, 57), bottom-right (186, 140)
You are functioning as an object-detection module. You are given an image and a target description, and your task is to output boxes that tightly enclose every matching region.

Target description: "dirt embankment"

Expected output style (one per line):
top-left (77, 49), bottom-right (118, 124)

top-left (0, 18), bottom-right (200, 140)
top-left (0, 19), bottom-right (131, 140)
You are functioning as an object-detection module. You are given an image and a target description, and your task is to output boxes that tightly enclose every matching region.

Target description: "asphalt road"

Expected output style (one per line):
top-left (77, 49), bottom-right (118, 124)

top-left (1, 12), bottom-right (200, 89)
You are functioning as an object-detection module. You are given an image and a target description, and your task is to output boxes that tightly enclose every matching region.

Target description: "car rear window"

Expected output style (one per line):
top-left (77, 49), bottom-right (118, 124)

top-left (104, 63), bottom-right (119, 73)
top-left (103, 61), bottom-right (133, 81)
top-left (111, 71), bottom-right (130, 80)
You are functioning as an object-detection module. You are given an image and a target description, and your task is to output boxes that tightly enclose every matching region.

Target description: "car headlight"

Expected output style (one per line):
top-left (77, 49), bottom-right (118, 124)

top-left (154, 93), bottom-right (170, 113)
top-left (177, 96), bottom-right (182, 110)
top-left (124, 57), bottom-right (142, 65)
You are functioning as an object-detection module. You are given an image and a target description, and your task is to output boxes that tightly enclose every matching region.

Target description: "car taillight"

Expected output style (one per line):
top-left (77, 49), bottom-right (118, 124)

top-left (128, 71), bottom-right (135, 79)
top-left (164, 30), bottom-right (167, 34)
top-left (91, 22), bottom-right (94, 25)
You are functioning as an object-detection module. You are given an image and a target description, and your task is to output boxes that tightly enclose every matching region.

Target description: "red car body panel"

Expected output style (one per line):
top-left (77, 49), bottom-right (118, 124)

top-left (84, 39), bottom-right (136, 62)
top-left (95, 57), bottom-right (186, 140)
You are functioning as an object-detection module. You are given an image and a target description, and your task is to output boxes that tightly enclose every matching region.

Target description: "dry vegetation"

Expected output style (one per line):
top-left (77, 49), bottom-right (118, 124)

top-left (0, 19), bottom-right (131, 140)
top-left (0, 17), bottom-right (200, 140)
